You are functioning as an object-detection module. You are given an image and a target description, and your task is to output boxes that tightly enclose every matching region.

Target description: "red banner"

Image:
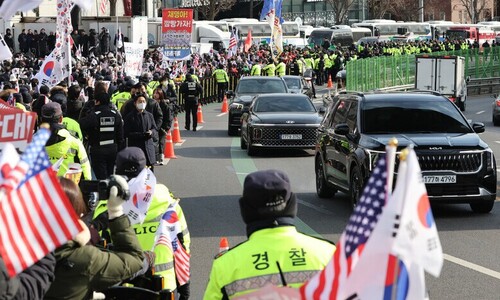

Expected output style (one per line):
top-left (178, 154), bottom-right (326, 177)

top-left (122, 0), bottom-right (132, 16)
top-left (0, 100), bottom-right (37, 152)
top-left (161, 9), bottom-right (193, 60)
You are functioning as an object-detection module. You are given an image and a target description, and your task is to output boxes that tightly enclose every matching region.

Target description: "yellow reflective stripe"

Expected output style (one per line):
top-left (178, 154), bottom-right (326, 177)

top-left (155, 261), bottom-right (174, 272)
top-left (224, 270), bottom-right (318, 297)
top-left (80, 157), bottom-right (89, 164)
top-left (67, 148), bottom-right (77, 155)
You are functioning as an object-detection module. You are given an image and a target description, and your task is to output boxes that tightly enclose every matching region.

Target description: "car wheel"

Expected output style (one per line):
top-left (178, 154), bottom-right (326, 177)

top-left (494, 116), bottom-right (500, 126)
top-left (350, 165), bottom-right (363, 208)
top-left (470, 200), bottom-right (495, 214)
top-left (240, 134), bottom-right (247, 149)
top-left (316, 157), bottom-right (336, 198)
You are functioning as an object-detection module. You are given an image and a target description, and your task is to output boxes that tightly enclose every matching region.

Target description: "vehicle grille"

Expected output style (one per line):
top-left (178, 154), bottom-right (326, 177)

top-left (257, 127), bottom-right (317, 147)
top-left (417, 152), bottom-right (482, 173)
top-left (395, 151), bottom-right (483, 173)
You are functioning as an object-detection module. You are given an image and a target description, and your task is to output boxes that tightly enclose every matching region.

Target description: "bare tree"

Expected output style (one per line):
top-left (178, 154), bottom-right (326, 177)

top-left (424, 0), bottom-right (446, 20)
top-left (389, 0), bottom-right (421, 21)
top-left (367, 0), bottom-right (394, 19)
top-left (456, 0), bottom-right (492, 23)
top-left (196, 0), bottom-right (237, 20)
top-left (325, 0), bottom-right (356, 25)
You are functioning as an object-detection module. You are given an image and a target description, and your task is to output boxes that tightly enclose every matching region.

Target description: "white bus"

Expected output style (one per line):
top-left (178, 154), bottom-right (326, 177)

top-left (352, 21), bottom-right (432, 40)
top-left (223, 18), bottom-right (302, 47)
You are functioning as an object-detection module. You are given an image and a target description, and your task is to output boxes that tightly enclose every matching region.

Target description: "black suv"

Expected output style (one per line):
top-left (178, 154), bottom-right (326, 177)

top-left (227, 76), bottom-right (288, 136)
top-left (315, 91), bottom-right (497, 213)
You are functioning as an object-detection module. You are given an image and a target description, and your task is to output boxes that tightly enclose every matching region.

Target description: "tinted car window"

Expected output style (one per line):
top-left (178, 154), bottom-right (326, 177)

top-left (346, 101), bottom-right (358, 134)
top-left (331, 99), bottom-right (349, 126)
top-left (362, 100), bottom-right (472, 133)
top-left (237, 79), bottom-right (287, 94)
top-left (283, 77), bottom-right (301, 89)
top-left (253, 96), bottom-right (316, 112)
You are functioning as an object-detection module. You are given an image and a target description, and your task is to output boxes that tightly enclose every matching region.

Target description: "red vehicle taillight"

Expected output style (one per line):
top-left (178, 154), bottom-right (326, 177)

top-left (449, 97), bottom-right (456, 103)
top-left (496, 99), bottom-right (500, 107)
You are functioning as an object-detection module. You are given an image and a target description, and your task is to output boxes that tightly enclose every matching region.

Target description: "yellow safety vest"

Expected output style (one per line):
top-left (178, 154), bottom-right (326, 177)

top-left (45, 128), bottom-right (91, 180)
top-left (250, 64), bottom-right (262, 76)
top-left (262, 63), bottom-right (276, 76)
top-left (93, 184), bottom-right (190, 291)
top-left (111, 91), bottom-right (131, 111)
top-left (276, 62), bottom-right (286, 76)
top-left (203, 226), bottom-right (335, 299)
top-left (213, 69), bottom-right (229, 83)
top-left (62, 117), bottom-right (83, 141)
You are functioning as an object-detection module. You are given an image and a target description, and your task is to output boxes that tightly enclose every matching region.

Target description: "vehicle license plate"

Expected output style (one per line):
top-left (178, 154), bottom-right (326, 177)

top-left (423, 175), bottom-right (456, 184)
top-left (280, 134), bottom-right (302, 140)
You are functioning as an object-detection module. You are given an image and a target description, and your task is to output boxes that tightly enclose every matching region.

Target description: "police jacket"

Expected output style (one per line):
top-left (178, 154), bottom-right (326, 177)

top-left (62, 117), bottom-right (83, 141)
top-left (44, 217), bottom-right (144, 300)
top-left (45, 125), bottom-right (92, 180)
top-left (204, 224), bottom-right (335, 299)
top-left (0, 253), bottom-right (56, 300)
top-left (79, 104), bottom-right (124, 151)
top-left (123, 110), bottom-right (157, 166)
top-left (93, 184), bottom-right (191, 291)
top-left (179, 80), bottom-right (203, 105)
top-left (250, 64), bottom-right (261, 76)
top-left (213, 69), bottom-right (229, 83)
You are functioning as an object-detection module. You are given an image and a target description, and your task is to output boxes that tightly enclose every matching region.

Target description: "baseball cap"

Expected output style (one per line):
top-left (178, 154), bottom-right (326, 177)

top-left (115, 147), bottom-right (147, 178)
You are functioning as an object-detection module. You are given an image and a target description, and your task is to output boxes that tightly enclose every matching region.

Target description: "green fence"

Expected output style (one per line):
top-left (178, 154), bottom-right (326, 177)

top-left (346, 48), bottom-right (500, 91)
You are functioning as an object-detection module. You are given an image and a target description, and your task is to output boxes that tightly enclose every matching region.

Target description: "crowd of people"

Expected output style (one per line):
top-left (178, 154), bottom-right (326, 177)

top-left (0, 28), bottom-right (495, 299)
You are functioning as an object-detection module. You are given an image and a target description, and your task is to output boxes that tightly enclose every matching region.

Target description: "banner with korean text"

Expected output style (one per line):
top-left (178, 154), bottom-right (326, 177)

top-left (0, 100), bottom-right (36, 152)
top-left (161, 9), bottom-right (193, 61)
top-left (124, 42), bottom-right (144, 78)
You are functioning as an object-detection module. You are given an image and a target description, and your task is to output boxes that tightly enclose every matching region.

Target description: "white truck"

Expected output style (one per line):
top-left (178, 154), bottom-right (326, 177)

top-left (415, 55), bottom-right (468, 111)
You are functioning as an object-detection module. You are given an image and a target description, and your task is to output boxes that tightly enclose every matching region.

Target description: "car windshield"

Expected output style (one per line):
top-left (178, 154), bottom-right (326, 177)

top-left (283, 77), bottom-right (301, 89)
top-left (253, 96), bottom-right (315, 112)
top-left (361, 100), bottom-right (472, 133)
top-left (236, 79), bottom-right (287, 94)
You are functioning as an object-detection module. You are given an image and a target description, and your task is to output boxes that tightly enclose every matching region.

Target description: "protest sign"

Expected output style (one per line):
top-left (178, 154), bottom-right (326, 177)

top-left (162, 9), bottom-right (193, 60)
top-left (0, 101), bottom-right (37, 152)
top-left (124, 42), bottom-right (144, 78)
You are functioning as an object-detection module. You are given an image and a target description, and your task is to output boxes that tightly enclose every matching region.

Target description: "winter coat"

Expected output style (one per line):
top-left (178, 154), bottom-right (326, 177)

top-left (44, 217), bottom-right (144, 300)
top-left (0, 253), bottom-right (56, 300)
top-left (123, 109), bottom-right (158, 166)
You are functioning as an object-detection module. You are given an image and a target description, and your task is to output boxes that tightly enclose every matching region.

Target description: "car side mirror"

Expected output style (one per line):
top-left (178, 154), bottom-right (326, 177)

top-left (226, 91), bottom-right (234, 97)
top-left (334, 123), bottom-right (349, 135)
top-left (472, 122), bottom-right (485, 133)
top-left (318, 106), bottom-right (326, 114)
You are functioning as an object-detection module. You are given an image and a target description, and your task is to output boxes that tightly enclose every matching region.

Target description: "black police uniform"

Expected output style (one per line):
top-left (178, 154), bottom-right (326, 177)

top-left (180, 77), bottom-right (203, 131)
top-left (80, 103), bottom-right (124, 179)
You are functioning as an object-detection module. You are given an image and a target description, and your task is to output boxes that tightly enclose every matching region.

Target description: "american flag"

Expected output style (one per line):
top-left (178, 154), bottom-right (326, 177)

top-left (99, 0), bottom-right (107, 15)
top-left (154, 203), bottom-right (190, 286)
top-left (0, 128), bottom-right (83, 277)
top-left (229, 28), bottom-right (239, 56)
top-left (300, 155), bottom-right (388, 299)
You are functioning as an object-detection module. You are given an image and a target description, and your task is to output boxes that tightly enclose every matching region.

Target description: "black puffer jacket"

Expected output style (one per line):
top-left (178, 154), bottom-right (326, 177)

top-left (0, 253), bottom-right (56, 300)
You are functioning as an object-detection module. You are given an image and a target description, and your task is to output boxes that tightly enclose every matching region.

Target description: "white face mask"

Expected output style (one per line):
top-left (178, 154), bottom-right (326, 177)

top-left (136, 102), bottom-right (146, 110)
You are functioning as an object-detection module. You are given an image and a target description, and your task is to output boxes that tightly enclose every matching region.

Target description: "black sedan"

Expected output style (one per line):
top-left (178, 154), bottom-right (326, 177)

top-left (227, 76), bottom-right (288, 136)
top-left (282, 75), bottom-right (313, 99)
top-left (240, 93), bottom-right (323, 156)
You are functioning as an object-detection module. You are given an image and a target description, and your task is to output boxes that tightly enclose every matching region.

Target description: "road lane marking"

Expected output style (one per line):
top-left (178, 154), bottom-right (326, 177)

top-left (443, 254), bottom-right (500, 280)
top-left (217, 112), bottom-right (227, 117)
top-left (476, 110), bottom-right (485, 115)
top-left (230, 138), bottom-right (321, 237)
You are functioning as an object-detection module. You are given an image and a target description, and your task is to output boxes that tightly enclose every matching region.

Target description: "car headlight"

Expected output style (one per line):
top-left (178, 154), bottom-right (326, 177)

top-left (230, 103), bottom-right (244, 110)
top-left (485, 148), bottom-right (495, 172)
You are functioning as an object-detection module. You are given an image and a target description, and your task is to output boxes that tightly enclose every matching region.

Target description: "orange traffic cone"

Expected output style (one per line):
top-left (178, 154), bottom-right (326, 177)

top-left (221, 94), bottom-right (228, 113)
top-left (197, 104), bottom-right (205, 123)
top-left (327, 75), bottom-right (333, 89)
top-left (172, 117), bottom-right (182, 143)
top-left (219, 237), bottom-right (229, 254)
top-left (163, 129), bottom-right (177, 159)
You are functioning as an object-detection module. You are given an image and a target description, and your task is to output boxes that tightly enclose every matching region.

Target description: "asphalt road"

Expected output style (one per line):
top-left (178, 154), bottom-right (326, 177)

top-left (154, 93), bottom-right (500, 299)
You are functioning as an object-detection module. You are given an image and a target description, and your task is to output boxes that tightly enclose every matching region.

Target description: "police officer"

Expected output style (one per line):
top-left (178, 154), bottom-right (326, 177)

top-left (111, 79), bottom-right (134, 112)
top-left (250, 59), bottom-right (262, 76)
top-left (212, 64), bottom-right (229, 102)
top-left (204, 169), bottom-right (335, 299)
top-left (275, 58), bottom-right (287, 77)
top-left (262, 59), bottom-right (276, 76)
top-left (80, 92), bottom-right (124, 180)
top-left (91, 147), bottom-right (191, 299)
top-left (41, 102), bottom-right (92, 180)
top-left (179, 74), bottom-right (202, 131)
